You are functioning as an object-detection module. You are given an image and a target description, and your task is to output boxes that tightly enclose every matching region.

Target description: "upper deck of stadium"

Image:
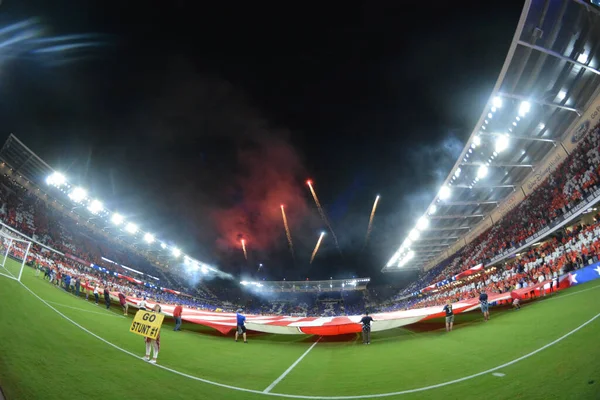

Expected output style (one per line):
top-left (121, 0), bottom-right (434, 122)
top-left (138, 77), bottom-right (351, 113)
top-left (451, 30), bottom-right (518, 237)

top-left (384, 0), bottom-right (600, 273)
top-left (0, 135), bottom-right (223, 277)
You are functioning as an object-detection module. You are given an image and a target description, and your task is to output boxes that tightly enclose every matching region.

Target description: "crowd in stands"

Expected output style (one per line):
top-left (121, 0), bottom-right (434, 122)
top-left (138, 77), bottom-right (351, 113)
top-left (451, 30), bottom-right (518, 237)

top-left (0, 174), bottom-right (369, 316)
top-left (395, 219), bottom-right (599, 309)
top-left (1, 120), bottom-right (600, 319)
top-left (0, 174), bottom-right (219, 308)
top-left (388, 121), bottom-right (600, 308)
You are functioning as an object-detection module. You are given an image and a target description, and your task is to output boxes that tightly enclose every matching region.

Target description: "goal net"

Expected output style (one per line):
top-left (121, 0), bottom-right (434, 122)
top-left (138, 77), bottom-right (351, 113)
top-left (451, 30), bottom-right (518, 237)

top-left (0, 232), bottom-right (32, 282)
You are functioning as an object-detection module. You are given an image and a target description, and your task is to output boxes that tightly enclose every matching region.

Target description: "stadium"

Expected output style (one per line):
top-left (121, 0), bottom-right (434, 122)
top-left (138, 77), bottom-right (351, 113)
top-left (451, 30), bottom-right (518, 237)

top-left (1, 1), bottom-right (600, 399)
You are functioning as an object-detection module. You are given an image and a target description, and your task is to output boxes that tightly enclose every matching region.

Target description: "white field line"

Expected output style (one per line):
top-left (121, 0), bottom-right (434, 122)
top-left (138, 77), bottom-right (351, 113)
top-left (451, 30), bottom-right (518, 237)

top-left (263, 338), bottom-right (321, 393)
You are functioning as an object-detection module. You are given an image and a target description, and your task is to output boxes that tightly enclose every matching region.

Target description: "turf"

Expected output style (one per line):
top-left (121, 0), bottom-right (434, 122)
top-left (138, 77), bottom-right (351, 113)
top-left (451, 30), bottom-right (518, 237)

top-left (0, 262), bottom-right (599, 399)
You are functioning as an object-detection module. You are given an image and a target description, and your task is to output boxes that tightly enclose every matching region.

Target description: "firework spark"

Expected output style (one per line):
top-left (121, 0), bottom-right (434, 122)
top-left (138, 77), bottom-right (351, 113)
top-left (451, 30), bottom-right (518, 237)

top-left (280, 205), bottom-right (295, 258)
top-left (365, 195), bottom-right (380, 245)
top-left (241, 239), bottom-right (248, 261)
top-left (310, 231), bottom-right (326, 264)
top-left (306, 180), bottom-right (341, 255)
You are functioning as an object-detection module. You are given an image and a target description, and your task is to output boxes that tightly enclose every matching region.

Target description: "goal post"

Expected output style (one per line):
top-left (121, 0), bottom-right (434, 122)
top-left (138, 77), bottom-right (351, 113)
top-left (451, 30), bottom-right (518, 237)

top-left (0, 232), bottom-right (32, 282)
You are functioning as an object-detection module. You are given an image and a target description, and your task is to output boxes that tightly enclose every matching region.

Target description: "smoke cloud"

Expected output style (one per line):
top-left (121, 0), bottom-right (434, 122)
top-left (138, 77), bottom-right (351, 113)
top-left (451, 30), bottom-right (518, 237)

top-left (213, 137), bottom-right (310, 253)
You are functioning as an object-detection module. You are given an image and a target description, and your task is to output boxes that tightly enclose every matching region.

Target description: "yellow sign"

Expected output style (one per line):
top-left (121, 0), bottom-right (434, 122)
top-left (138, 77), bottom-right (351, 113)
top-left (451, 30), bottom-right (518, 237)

top-left (129, 310), bottom-right (164, 340)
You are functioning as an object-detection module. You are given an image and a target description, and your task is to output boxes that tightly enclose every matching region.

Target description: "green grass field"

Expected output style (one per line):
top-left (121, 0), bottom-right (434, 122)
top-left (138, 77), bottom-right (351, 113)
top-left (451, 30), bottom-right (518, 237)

top-left (0, 261), bottom-right (599, 399)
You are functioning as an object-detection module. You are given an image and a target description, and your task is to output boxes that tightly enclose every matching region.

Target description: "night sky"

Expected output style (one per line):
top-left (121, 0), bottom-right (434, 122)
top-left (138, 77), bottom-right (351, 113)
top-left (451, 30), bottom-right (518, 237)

top-left (0, 0), bottom-right (524, 285)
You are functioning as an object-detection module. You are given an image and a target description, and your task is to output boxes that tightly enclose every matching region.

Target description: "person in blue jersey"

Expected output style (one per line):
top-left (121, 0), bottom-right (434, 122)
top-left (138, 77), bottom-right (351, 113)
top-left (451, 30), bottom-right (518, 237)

top-left (235, 309), bottom-right (247, 343)
top-left (479, 291), bottom-right (490, 321)
top-left (442, 301), bottom-right (454, 332)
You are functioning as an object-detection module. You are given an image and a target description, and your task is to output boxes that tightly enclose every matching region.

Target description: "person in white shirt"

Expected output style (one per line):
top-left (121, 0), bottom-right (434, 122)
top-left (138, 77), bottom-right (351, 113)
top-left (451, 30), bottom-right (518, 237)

top-left (139, 297), bottom-right (147, 311)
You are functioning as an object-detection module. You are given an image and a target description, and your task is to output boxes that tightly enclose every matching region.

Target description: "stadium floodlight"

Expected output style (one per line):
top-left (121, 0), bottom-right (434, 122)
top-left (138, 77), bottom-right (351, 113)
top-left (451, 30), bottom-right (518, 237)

top-left (408, 229), bottom-right (420, 241)
top-left (495, 135), bottom-right (509, 153)
top-left (46, 172), bottom-right (66, 187)
top-left (403, 238), bottom-right (412, 247)
top-left (68, 187), bottom-right (87, 203)
top-left (428, 204), bottom-right (437, 215)
top-left (172, 247), bottom-right (181, 258)
top-left (398, 250), bottom-right (415, 267)
top-left (492, 96), bottom-right (503, 108)
top-left (416, 216), bottom-right (429, 231)
top-left (454, 168), bottom-right (461, 178)
top-left (387, 250), bottom-right (402, 267)
top-left (87, 199), bottom-right (103, 215)
top-left (473, 136), bottom-right (481, 147)
top-left (518, 101), bottom-right (531, 116)
top-left (201, 265), bottom-right (208, 274)
top-left (577, 53), bottom-right (588, 64)
top-left (477, 165), bottom-right (488, 179)
top-left (487, 113), bottom-right (492, 119)
top-left (125, 222), bottom-right (138, 234)
top-left (438, 185), bottom-right (451, 200)
top-left (143, 233), bottom-right (155, 244)
top-left (111, 213), bottom-right (124, 225)
top-left (557, 90), bottom-right (567, 101)
top-left (240, 281), bottom-right (248, 285)
top-left (538, 123), bottom-right (545, 130)
top-left (160, 242), bottom-right (167, 249)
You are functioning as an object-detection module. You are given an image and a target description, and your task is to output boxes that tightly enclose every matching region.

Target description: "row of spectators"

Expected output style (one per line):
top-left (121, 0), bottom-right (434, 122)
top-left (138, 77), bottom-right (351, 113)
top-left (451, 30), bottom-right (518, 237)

top-left (385, 218), bottom-right (600, 311)
top-left (393, 120), bottom-right (600, 301)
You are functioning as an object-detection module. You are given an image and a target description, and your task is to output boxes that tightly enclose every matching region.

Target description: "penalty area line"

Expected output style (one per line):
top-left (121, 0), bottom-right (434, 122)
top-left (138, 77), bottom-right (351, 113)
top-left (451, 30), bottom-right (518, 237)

top-left (263, 337), bottom-right (322, 393)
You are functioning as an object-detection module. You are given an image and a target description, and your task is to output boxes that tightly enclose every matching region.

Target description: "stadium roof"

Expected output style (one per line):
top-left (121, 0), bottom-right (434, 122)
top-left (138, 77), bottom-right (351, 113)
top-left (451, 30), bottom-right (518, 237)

top-left (240, 277), bottom-right (370, 293)
top-left (384, 0), bottom-right (600, 272)
top-left (0, 134), bottom-right (223, 276)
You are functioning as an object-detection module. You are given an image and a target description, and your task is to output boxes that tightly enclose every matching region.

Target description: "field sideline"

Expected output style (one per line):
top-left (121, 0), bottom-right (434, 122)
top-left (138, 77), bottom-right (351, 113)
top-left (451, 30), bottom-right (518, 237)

top-left (0, 263), bottom-right (599, 399)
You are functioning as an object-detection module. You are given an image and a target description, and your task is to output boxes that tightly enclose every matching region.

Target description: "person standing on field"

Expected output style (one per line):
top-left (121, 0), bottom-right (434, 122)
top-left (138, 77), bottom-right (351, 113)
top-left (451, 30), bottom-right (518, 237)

top-left (93, 284), bottom-right (99, 305)
top-left (173, 303), bottom-right (183, 331)
top-left (479, 291), bottom-right (490, 321)
top-left (235, 309), bottom-right (247, 343)
top-left (443, 301), bottom-right (454, 332)
top-left (360, 312), bottom-right (374, 345)
top-left (75, 276), bottom-right (81, 298)
top-left (103, 285), bottom-right (111, 310)
top-left (118, 291), bottom-right (128, 316)
top-left (138, 297), bottom-right (148, 311)
top-left (143, 304), bottom-right (162, 364)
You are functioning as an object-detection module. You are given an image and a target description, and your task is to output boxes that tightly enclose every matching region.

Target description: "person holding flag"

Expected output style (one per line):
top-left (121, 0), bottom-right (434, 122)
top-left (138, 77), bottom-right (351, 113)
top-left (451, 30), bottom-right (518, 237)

top-left (235, 309), bottom-right (247, 343)
top-left (442, 301), bottom-right (454, 332)
top-left (173, 303), bottom-right (183, 331)
top-left (118, 291), bottom-right (128, 316)
top-left (360, 312), bottom-right (374, 345)
top-left (479, 291), bottom-right (490, 321)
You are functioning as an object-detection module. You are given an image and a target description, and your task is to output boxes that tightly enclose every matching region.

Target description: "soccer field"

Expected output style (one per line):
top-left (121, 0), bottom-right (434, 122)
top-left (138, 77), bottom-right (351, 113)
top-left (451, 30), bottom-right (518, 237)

top-left (0, 263), bottom-right (599, 399)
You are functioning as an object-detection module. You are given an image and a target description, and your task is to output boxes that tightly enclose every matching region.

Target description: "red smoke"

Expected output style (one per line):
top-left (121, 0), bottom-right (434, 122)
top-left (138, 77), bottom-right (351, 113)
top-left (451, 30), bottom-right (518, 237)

top-left (213, 138), bottom-right (309, 252)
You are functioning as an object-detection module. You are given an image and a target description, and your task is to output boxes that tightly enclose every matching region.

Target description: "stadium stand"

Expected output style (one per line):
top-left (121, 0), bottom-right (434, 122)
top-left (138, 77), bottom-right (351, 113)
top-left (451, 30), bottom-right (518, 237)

top-left (387, 120), bottom-right (600, 309)
top-left (1, 119), bottom-right (600, 318)
top-left (2, 115), bottom-right (600, 317)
